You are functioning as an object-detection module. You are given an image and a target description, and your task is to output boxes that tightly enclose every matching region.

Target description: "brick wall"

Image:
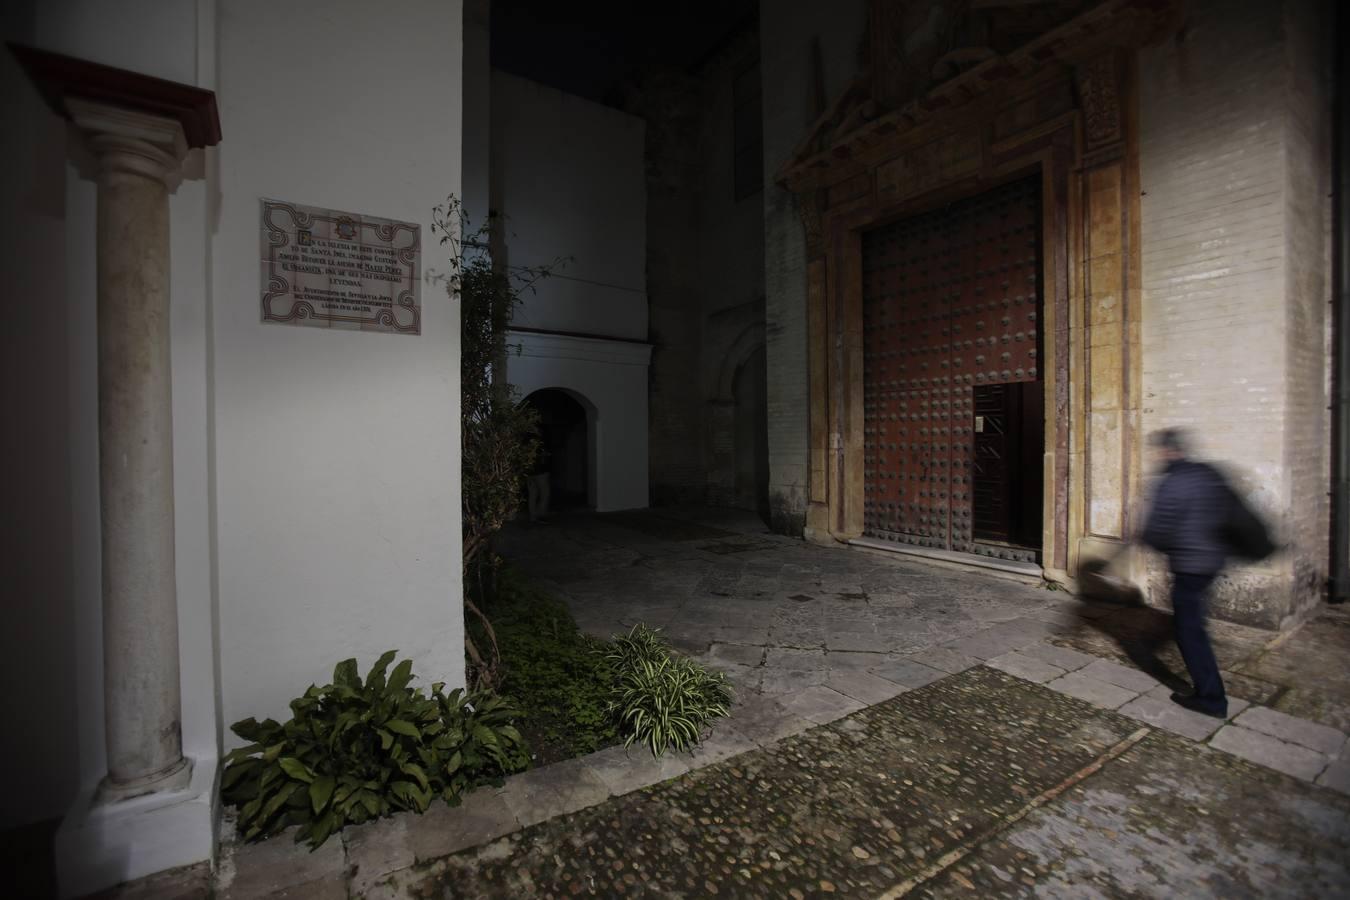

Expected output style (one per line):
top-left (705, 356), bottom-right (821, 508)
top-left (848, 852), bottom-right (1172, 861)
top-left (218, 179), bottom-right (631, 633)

top-left (760, 0), bottom-right (868, 534)
top-left (1138, 0), bottom-right (1333, 627)
top-left (1280, 0), bottom-right (1334, 623)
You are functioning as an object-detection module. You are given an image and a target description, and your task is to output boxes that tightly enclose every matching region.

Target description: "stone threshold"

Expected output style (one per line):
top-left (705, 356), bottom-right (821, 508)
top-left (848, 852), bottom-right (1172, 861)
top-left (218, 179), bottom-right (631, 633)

top-left (848, 536), bottom-right (1044, 582)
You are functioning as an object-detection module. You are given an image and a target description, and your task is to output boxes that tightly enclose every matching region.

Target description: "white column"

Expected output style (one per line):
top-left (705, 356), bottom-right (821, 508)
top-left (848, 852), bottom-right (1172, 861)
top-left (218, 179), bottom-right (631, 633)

top-left (69, 99), bottom-right (191, 799)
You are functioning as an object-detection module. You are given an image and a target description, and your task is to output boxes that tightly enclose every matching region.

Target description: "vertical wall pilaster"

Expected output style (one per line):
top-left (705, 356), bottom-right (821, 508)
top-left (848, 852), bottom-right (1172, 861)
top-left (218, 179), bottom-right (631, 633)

top-left (1073, 52), bottom-right (1143, 568)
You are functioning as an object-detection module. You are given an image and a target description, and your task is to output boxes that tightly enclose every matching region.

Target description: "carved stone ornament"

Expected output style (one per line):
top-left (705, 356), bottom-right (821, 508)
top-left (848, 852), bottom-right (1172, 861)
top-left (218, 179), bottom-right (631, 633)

top-left (1076, 56), bottom-right (1123, 149)
top-left (797, 191), bottom-right (826, 257)
top-left (779, 1), bottom-right (1181, 193)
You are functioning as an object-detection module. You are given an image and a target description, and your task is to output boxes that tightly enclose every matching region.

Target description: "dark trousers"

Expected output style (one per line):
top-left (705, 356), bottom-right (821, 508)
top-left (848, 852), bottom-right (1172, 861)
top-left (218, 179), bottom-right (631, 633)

top-left (1172, 572), bottom-right (1226, 709)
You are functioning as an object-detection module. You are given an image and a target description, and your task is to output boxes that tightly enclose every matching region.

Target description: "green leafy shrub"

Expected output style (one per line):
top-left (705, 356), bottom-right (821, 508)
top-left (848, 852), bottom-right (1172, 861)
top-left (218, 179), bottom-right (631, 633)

top-left (605, 623), bottom-right (668, 668)
top-left (221, 651), bottom-right (529, 848)
top-left (486, 570), bottom-right (618, 763)
top-left (605, 626), bottom-right (733, 757)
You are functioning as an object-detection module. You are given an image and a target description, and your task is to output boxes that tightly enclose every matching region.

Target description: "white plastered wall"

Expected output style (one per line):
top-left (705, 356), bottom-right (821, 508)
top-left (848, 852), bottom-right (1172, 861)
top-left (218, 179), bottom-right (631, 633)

top-left (507, 331), bottom-right (652, 512)
top-left (490, 71), bottom-right (648, 340)
top-left (5, 0), bottom-right (467, 888)
top-left (476, 70), bottom-right (652, 511)
top-left (212, 0), bottom-right (465, 735)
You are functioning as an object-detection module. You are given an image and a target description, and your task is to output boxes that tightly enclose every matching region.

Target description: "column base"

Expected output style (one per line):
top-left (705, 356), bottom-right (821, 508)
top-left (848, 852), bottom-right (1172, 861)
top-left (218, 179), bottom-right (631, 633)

top-left (97, 756), bottom-right (193, 804)
top-left (56, 755), bottom-right (219, 899)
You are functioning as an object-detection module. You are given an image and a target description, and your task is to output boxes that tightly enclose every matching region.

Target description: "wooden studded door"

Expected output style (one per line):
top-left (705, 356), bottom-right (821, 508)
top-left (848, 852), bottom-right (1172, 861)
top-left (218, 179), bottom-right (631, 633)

top-left (861, 175), bottom-right (1044, 563)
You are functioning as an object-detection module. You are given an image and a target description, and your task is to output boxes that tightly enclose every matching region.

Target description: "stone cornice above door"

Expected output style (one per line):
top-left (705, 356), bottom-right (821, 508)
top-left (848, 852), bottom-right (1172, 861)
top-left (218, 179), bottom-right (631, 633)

top-left (775, 0), bottom-right (1180, 193)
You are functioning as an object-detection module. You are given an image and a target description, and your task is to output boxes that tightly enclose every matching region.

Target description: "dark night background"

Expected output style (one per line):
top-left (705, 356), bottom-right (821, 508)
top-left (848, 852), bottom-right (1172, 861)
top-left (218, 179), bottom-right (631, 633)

top-left (490, 0), bottom-right (759, 105)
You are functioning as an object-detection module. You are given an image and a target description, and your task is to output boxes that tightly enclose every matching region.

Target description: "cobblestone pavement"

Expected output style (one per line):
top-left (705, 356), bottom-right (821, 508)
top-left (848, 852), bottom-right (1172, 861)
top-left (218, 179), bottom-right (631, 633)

top-left (188, 509), bottom-right (1350, 898)
top-left (399, 667), bottom-right (1350, 898)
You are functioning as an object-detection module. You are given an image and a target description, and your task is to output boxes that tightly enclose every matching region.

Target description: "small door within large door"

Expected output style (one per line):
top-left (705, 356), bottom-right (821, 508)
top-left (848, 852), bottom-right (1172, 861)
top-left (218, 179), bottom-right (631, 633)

top-left (861, 175), bottom-right (1043, 563)
top-left (972, 382), bottom-right (1044, 549)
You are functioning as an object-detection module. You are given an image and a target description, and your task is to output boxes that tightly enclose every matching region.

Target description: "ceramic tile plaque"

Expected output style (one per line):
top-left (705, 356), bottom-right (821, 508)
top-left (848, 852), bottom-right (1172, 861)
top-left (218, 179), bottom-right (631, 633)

top-left (260, 198), bottom-right (420, 334)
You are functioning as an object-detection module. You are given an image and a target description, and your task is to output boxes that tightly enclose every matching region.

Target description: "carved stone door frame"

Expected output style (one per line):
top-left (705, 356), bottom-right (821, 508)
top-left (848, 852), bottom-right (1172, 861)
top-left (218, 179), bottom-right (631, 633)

top-left (779, 1), bottom-right (1178, 578)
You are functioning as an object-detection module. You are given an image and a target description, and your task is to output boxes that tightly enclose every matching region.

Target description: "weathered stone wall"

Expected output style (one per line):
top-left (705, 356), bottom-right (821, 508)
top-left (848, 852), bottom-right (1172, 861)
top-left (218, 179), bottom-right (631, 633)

top-left (639, 29), bottom-right (770, 511)
top-left (696, 33), bottom-right (767, 512)
top-left (1138, 0), bottom-right (1333, 627)
top-left (760, 0), bottom-right (868, 535)
top-left (638, 68), bottom-right (714, 506)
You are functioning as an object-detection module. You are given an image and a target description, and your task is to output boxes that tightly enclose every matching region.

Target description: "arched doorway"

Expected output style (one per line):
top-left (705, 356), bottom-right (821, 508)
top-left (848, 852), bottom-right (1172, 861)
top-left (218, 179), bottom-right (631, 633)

top-left (523, 389), bottom-right (591, 511)
top-left (732, 346), bottom-right (769, 524)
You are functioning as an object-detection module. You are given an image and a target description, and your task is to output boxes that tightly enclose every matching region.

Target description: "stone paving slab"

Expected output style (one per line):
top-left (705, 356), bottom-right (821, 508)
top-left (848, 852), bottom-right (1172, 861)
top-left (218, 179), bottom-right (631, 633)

top-left (871, 658), bottom-right (948, 689)
top-left (1078, 657), bottom-right (1163, 693)
top-left (1044, 670), bottom-right (1138, 709)
top-left (686, 721), bottom-right (761, 766)
top-left (717, 694), bottom-right (814, 746)
top-left (826, 668), bottom-right (912, 705)
top-left (905, 646), bottom-right (980, 674)
top-left (776, 684), bottom-right (868, 725)
top-left (1118, 693), bottom-right (1249, 742)
top-left (1210, 725), bottom-right (1330, 782)
top-left (1318, 757), bottom-right (1350, 795)
top-left (985, 650), bottom-right (1067, 684)
top-left (705, 641), bottom-right (765, 667)
top-left (580, 743), bottom-right (691, 797)
top-left (1235, 605), bottom-right (1350, 707)
top-left (497, 756), bottom-right (612, 828)
top-left (343, 815), bottom-right (414, 895)
top-left (765, 646), bottom-right (828, 669)
top-left (1271, 686), bottom-right (1350, 734)
top-left (941, 623), bottom-right (1045, 661)
top-left (406, 786), bottom-right (518, 865)
top-left (759, 667), bottom-right (829, 694)
top-left (827, 649), bottom-right (895, 672)
top-left (1218, 669), bottom-right (1283, 705)
top-left (1018, 640), bottom-right (1097, 672)
top-left (216, 821), bottom-right (346, 900)
top-left (1233, 705), bottom-right (1348, 756)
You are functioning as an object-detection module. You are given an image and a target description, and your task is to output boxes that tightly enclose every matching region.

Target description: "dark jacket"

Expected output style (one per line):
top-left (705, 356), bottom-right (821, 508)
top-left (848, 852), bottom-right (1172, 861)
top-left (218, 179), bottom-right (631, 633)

top-left (1141, 459), bottom-right (1229, 575)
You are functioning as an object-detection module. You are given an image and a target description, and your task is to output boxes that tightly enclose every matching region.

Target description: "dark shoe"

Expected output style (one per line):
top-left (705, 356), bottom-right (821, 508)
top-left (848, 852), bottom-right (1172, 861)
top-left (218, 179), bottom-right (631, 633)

top-left (1170, 692), bottom-right (1227, 719)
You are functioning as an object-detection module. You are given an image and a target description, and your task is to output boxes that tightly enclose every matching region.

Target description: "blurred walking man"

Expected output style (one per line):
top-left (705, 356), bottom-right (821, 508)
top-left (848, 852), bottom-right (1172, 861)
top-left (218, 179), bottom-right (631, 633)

top-left (1140, 428), bottom-right (1229, 718)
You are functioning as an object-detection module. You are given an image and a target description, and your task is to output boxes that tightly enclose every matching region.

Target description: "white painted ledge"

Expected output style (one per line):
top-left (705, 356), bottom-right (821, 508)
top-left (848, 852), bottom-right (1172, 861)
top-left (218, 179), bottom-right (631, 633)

top-left (56, 755), bottom-right (219, 898)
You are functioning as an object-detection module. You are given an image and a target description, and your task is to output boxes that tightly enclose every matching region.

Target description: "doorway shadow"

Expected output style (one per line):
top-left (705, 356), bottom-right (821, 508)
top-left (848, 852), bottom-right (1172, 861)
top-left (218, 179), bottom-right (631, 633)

top-left (1071, 556), bottom-right (1191, 692)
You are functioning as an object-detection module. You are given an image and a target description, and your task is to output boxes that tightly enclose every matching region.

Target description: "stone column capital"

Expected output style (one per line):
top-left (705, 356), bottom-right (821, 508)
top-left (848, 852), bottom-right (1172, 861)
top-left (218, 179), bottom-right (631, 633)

top-left (66, 98), bottom-right (189, 184)
top-left (8, 43), bottom-right (220, 185)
